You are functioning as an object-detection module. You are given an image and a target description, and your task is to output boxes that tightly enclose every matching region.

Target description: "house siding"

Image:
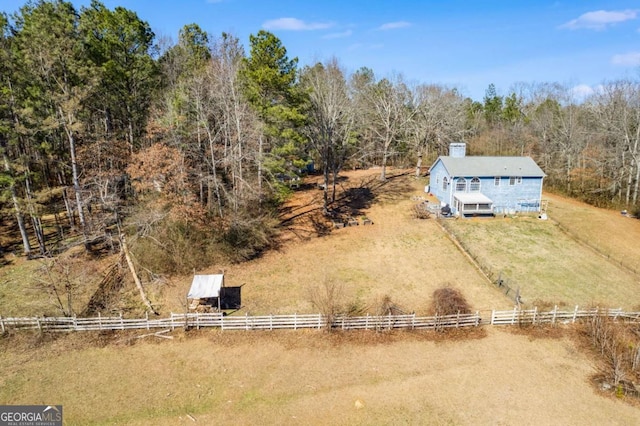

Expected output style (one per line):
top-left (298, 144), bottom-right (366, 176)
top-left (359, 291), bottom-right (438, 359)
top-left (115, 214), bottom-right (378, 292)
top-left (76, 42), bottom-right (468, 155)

top-left (428, 158), bottom-right (544, 215)
top-left (429, 160), bottom-right (451, 206)
top-left (480, 176), bottom-right (543, 213)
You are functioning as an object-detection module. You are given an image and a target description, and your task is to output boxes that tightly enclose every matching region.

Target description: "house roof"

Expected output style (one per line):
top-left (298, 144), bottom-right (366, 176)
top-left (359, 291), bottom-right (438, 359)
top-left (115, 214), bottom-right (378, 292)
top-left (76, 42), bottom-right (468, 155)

top-left (430, 156), bottom-right (546, 178)
top-left (187, 274), bottom-right (224, 299)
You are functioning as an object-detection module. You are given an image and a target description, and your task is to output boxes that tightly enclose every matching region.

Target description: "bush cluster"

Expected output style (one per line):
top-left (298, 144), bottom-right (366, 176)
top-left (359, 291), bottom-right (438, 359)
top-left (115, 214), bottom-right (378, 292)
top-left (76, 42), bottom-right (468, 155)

top-left (428, 287), bottom-right (472, 316)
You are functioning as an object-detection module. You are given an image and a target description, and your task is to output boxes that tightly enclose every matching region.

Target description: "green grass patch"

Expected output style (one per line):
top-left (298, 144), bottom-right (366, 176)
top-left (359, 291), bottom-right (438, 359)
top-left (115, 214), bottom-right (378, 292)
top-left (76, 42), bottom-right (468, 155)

top-left (445, 217), bottom-right (640, 308)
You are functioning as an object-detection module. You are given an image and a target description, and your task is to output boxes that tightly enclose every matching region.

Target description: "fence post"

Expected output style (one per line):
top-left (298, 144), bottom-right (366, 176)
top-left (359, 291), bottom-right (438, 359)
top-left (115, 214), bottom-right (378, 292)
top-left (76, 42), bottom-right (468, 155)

top-left (74, 316), bottom-right (78, 331)
top-left (533, 307), bottom-right (537, 325)
top-left (552, 305), bottom-right (557, 324)
top-left (98, 312), bottom-right (102, 330)
top-left (293, 313), bottom-right (296, 331)
top-left (572, 305), bottom-right (578, 323)
top-left (245, 312), bottom-right (249, 331)
top-left (511, 306), bottom-right (517, 325)
top-left (37, 317), bottom-right (42, 332)
top-left (456, 311), bottom-right (460, 328)
top-left (366, 313), bottom-right (370, 330)
top-left (490, 310), bottom-right (495, 325)
top-left (146, 312), bottom-right (150, 330)
top-left (475, 311), bottom-right (480, 327)
top-left (412, 313), bottom-right (416, 329)
top-left (170, 313), bottom-right (175, 331)
top-left (388, 312), bottom-right (392, 330)
top-left (0, 316), bottom-right (4, 333)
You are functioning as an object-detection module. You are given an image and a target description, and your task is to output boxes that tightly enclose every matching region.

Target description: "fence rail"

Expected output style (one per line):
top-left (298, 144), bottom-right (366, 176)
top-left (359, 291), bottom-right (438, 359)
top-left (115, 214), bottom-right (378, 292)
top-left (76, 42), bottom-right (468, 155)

top-left (1, 306), bottom-right (639, 334)
top-left (0, 311), bottom-right (481, 333)
top-left (490, 305), bottom-right (640, 325)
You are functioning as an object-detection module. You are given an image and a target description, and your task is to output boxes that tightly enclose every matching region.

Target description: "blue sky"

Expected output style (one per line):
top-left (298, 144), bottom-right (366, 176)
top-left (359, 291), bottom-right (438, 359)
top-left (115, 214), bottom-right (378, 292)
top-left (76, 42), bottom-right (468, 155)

top-left (3, 0), bottom-right (640, 101)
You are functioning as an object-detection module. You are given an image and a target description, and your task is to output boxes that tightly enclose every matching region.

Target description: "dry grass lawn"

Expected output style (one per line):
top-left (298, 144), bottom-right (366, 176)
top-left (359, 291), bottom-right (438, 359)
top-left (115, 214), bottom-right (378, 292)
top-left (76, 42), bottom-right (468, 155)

top-left (545, 192), bottom-right (640, 273)
top-left (2, 169), bottom-right (640, 424)
top-left (160, 170), bottom-right (510, 316)
top-left (444, 214), bottom-right (640, 309)
top-left (1, 328), bottom-right (639, 425)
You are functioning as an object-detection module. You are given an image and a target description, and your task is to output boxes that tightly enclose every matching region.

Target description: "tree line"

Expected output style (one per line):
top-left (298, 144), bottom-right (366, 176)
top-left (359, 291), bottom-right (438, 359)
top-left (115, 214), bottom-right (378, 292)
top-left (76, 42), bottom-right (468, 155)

top-left (1, 0), bottom-right (640, 270)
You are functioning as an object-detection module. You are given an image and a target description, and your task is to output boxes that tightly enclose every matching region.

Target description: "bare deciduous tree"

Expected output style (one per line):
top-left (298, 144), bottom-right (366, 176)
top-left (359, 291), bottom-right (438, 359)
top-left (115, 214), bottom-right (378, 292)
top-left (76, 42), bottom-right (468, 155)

top-left (411, 84), bottom-right (467, 169)
top-left (301, 57), bottom-right (354, 213)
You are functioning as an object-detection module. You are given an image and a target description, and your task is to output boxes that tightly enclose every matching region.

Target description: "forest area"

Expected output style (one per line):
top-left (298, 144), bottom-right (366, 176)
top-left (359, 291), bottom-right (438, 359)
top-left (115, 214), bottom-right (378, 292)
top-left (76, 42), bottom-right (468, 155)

top-left (1, 0), bottom-right (640, 274)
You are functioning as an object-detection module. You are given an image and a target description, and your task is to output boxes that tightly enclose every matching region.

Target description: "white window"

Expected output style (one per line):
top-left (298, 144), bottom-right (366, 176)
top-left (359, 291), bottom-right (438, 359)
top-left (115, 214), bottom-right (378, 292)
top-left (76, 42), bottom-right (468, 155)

top-left (470, 177), bottom-right (480, 192)
top-left (494, 177), bottom-right (500, 186)
top-left (509, 176), bottom-right (522, 185)
top-left (455, 178), bottom-right (466, 192)
top-left (442, 177), bottom-right (448, 191)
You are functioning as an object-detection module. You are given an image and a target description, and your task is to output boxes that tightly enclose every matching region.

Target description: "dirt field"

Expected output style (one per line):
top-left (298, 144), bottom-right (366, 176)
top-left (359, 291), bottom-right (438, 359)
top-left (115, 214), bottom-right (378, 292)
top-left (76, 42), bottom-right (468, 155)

top-left (1, 328), bottom-right (639, 425)
top-left (2, 168), bottom-right (640, 424)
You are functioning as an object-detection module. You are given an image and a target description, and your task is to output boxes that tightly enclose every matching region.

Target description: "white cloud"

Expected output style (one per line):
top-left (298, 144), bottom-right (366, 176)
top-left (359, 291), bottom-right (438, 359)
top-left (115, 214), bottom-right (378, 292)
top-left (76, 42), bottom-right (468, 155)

top-left (611, 51), bottom-right (640, 66)
top-left (347, 43), bottom-right (383, 51)
top-left (322, 30), bottom-right (353, 39)
top-left (570, 84), bottom-right (595, 99)
top-left (262, 17), bottom-right (333, 31)
top-left (377, 21), bottom-right (412, 31)
top-left (560, 9), bottom-right (638, 30)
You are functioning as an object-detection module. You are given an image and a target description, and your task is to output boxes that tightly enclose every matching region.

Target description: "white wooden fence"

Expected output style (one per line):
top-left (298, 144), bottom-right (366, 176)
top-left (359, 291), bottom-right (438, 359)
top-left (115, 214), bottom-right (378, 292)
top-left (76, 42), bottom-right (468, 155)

top-left (1, 306), bottom-right (639, 334)
top-left (490, 305), bottom-right (640, 325)
top-left (0, 311), bottom-right (480, 333)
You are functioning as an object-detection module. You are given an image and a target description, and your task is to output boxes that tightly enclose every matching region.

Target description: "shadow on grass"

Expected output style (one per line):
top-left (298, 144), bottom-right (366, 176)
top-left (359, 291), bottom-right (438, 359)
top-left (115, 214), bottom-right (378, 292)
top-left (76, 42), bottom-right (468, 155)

top-left (277, 169), bottom-right (416, 242)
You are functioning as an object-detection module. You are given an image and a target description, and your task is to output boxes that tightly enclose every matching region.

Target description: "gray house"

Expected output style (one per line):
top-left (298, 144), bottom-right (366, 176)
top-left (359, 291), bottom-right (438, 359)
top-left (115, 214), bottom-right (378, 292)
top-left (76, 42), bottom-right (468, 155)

top-left (428, 143), bottom-right (546, 217)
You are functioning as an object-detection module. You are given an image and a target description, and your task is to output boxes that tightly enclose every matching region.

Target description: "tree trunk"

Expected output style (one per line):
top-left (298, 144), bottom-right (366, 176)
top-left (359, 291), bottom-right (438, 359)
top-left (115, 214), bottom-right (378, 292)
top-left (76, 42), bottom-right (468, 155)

top-left (13, 191), bottom-right (31, 257)
top-left (380, 144), bottom-right (388, 181)
top-left (24, 172), bottom-right (46, 256)
top-left (2, 152), bottom-right (31, 257)
top-left (205, 127), bottom-right (224, 217)
top-left (633, 160), bottom-right (640, 206)
top-left (62, 187), bottom-right (75, 227)
top-left (62, 118), bottom-right (86, 231)
top-left (625, 162), bottom-right (633, 205)
top-left (258, 134), bottom-right (263, 191)
top-left (323, 150), bottom-right (330, 214)
top-left (121, 234), bottom-right (158, 315)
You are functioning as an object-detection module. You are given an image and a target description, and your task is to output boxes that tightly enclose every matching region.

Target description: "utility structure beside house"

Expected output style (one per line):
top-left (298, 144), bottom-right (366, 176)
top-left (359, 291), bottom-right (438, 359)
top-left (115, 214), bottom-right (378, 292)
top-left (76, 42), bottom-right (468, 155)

top-left (428, 143), bottom-right (546, 217)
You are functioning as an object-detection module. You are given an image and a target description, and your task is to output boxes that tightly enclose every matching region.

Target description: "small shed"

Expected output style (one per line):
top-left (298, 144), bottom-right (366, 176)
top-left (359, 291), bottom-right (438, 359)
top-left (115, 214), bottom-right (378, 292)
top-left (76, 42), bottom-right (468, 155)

top-left (187, 274), bottom-right (242, 312)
